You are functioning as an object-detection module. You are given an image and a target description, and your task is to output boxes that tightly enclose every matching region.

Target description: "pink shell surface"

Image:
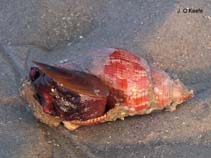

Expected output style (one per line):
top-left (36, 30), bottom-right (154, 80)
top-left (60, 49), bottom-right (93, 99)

top-left (96, 49), bottom-right (152, 112)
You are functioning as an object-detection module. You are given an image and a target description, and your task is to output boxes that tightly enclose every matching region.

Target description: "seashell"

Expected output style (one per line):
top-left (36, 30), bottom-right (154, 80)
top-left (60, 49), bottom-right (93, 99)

top-left (21, 48), bottom-right (193, 130)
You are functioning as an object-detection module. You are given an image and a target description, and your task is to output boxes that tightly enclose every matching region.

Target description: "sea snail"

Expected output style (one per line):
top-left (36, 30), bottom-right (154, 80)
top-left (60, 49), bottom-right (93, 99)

top-left (22, 48), bottom-right (193, 130)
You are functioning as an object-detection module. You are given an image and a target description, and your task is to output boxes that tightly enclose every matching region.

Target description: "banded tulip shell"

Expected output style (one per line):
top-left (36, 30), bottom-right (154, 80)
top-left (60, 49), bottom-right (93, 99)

top-left (21, 48), bottom-right (193, 130)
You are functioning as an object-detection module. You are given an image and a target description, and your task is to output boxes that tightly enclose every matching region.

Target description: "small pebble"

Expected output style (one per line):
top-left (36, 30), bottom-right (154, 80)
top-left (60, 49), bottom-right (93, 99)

top-left (67, 42), bottom-right (72, 46)
top-left (59, 59), bottom-right (68, 64)
top-left (54, 143), bottom-right (60, 147)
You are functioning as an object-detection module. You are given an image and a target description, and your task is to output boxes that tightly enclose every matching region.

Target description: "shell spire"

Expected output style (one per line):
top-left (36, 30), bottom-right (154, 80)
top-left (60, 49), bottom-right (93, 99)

top-left (151, 66), bottom-right (193, 111)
